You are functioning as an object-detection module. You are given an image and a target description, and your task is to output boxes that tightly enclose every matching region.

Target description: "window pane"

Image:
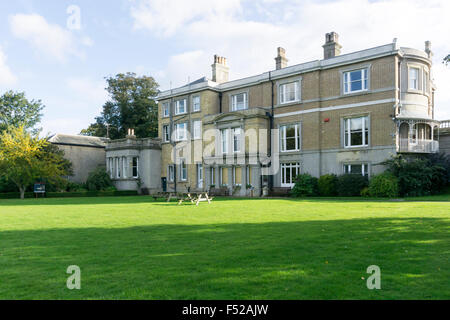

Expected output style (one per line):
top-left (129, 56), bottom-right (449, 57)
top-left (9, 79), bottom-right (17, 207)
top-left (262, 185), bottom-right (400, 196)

top-left (351, 80), bottom-right (362, 91)
top-left (351, 131), bottom-right (363, 146)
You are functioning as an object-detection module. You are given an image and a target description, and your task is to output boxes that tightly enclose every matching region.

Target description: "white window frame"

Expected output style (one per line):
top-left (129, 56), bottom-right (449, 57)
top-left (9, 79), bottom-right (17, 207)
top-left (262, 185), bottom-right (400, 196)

top-left (280, 123), bottom-right (301, 152)
top-left (279, 81), bottom-right (300, 104)
top-left (193, 120), bottom-right (202, 140)
top-left (210, 167), bottom-right (215, 185)
top-left (175, 123), bottom-right (187, 141)
top-left (168, 165), bottom-right (174, 182)
top-left (197, 163), bottom-right (203, 188)
top-left (116, 157), bottom-right (120, 178)
top-left (162, 102), bottom-right (170, 117)
top-left (232, 127), bottom-right (241, 153)
top-left (132, 157), bottom-right (139, 178)
top-left (231, 92), bottom-right (248, 111)
top-left (343, 68), bottom-right (368, 94)
top-left (175, 99), bottom-right (187, 115)
top-left (344, 116), bottom-right (369, 148)
top-left (281, 162), bottom-right (300, 187)
top-left (180, 159), bottom-right (187, 181)
top-left (163, 125), bottom-right (170, 142)
top-left (192, 95), bottom-right (201, 112)
top-left (221, 128), bottom-right (229, 154)
top-left (409, 67), bottom-right (420, 91)
top-left (343, 163), bottom-right (369, 177)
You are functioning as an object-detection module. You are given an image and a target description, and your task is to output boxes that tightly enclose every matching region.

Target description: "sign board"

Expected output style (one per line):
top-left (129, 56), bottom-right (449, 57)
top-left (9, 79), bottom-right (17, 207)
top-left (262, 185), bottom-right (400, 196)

top-left (34, 183), bottom-right (46, 194)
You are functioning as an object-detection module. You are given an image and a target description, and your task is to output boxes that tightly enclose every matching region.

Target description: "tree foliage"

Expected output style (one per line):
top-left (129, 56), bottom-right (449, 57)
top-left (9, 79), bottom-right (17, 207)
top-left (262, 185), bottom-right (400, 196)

top-left (0, 91), bottom-right (44, 134)
top-left (0, 126), bottom-right (69, 199)
top-left (81, 73), bottom-right (159, 139)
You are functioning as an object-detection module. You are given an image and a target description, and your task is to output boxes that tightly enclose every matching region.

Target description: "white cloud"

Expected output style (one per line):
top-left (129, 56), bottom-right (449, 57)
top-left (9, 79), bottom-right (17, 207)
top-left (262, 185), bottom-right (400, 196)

top-left (0, 46), bottom-right (18, 86)
top-left (65, 77), bottom-right (108, 105)
top-left (9, 13), bottom-right (92, 62)
top-left (130, 0), bottom-right (450, 119)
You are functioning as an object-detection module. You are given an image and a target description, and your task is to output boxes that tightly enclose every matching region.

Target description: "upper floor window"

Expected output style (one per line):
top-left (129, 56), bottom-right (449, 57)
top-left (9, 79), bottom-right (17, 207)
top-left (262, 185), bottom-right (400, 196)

top-left (343, 68), bottom-right (368, 94)
top-left (344, 116), bottom-right (369, 148)
top-left (192, 96), bottom-right (201, 112)
top-left (231, 92), bottom-right (248, 111)
top-left (193, 120), bottom-right (201, 139)
top-left (233, 128), bottom-right (241, 153)
top-left (344, 163), bottom-right (369, 177)
top-left (280, 81), bottom-right (300, 104)
top-left (280, 124), bottom-right (300, 152)
top-left (409, 67), bottom-right (419, 90)
top-left (221, 128), bottom-right (229, 154)
top-left (162, 102), bottom-right (170, 117)
top-left (423, 71), bottom-right (429, 93)
top-left (175, 99), bottom-right (187, 115)
top-left (163, 125), bottom-right (170, 142)
top-left (176, 123), bottom-right (187, 141)
top-left (132, 157), bottom-right (139, 178)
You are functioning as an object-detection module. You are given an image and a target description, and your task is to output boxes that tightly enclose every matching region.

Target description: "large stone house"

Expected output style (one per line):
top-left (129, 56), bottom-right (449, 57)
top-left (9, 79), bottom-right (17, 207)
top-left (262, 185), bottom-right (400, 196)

top-left (156, 32), bottom-right (440, 197)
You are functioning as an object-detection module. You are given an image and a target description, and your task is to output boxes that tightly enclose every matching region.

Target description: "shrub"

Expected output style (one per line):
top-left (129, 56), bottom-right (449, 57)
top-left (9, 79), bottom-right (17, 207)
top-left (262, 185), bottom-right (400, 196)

top-left (291, 174), bottom-right (318, 197)
top-left (318, 174), bottom-right (338, 196)
top-left (383, 155), bottom-right (447, 197)
top-left (360, 187), bottom-right (370, 197)
top-left (337, 174), bottom-right (368, 197)
top-left (85, 167), bottom-right (114, 191)
top-left (368, 173), bottom-right (399, 198)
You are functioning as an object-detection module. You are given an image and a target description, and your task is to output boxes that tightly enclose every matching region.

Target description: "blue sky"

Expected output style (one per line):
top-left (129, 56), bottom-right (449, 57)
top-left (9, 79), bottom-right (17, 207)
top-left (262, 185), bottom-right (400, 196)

top-left (0, 0), bottom-right (449, 135)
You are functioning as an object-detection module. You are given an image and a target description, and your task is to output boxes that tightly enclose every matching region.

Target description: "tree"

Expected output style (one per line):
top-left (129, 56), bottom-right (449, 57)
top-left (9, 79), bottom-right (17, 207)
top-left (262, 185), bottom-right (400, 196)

top-left (0, 126), bottom-right (68, 199)
top-left (0, 91), bottom-right (45, 134)
top-left (81, 73), bottom-right (159, 139)
top-left (444, 54), bottom-right (450, 66)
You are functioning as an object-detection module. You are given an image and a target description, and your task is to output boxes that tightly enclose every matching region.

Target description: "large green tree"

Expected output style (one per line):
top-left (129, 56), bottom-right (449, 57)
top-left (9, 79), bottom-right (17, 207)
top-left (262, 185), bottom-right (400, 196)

top-left (81, 73), bottom-right (159, 139)
top-left (0, 126), bottom-right (70, 199)
top-left (0, 91), bottom-right (44, 134)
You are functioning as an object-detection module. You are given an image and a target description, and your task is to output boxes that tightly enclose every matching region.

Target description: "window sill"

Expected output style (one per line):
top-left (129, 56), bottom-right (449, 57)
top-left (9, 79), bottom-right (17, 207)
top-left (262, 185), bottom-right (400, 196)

top-left (342, 89), bottom-right (369, 97)
top-left (280, 149), bottom-right (301, 153)
top-left (343, 145), bottom-right (369, 150)
top-left (276, 100), bottom-right (302, 108)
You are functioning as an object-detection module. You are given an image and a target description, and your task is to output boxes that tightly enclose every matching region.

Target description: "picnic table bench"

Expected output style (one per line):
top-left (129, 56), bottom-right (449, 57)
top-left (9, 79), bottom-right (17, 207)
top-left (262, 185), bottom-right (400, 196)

top-left (151, 192), bottom-right (213, 206)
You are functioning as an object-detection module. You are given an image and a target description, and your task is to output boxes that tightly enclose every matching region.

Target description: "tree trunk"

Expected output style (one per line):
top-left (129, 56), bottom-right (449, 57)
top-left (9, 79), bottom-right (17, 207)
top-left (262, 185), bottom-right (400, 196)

top-left (19, 187), bottom-right (25, 199)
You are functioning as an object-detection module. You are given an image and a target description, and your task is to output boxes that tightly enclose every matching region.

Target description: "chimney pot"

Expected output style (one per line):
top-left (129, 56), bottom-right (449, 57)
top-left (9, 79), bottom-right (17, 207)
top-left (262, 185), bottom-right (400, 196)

top-left (212, 54), bottom-right (229, 83)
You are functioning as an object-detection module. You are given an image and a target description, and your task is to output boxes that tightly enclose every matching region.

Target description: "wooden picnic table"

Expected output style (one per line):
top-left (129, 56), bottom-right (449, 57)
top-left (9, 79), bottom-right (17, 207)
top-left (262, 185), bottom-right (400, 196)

top-left (151, 192), bottom-right (213, 206)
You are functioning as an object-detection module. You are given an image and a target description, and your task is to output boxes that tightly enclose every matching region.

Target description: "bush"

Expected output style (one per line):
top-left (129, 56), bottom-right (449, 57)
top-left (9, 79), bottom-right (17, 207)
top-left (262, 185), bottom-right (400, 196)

top-left (290, 174), bottom-right (318, 197)
top-left (383, 155), bottom-right (448, 197)
top-left (360, 187), bottom-right (370, 197)
top-left (337, 174), bottom-right (368, 197)
top-left (85, 167), bottom-right (114, 191)
top-left (368, 173), bottom-right (399, 198)
top-left (318, 174), bottom-right (338, 196)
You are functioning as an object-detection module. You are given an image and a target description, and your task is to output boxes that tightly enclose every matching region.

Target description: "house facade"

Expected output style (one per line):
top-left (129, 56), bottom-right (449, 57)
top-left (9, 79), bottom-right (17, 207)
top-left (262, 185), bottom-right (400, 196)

top-left (155, 33), bottom-right (439, 196)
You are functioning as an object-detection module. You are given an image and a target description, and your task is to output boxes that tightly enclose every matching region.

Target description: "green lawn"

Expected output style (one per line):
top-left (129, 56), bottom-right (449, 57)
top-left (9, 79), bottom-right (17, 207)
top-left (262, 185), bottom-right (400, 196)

top-left (0, 196), bottom-right (448, 299)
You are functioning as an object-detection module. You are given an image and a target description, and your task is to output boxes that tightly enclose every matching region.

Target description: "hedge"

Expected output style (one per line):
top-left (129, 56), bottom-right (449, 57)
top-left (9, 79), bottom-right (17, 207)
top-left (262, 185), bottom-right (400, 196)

top-left (0, 190), bottom-right (138, 199)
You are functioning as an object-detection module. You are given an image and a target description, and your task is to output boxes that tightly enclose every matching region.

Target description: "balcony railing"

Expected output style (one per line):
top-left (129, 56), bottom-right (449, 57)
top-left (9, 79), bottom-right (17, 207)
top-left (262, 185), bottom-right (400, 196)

top-left (398, 139), bottom-right (439, 153)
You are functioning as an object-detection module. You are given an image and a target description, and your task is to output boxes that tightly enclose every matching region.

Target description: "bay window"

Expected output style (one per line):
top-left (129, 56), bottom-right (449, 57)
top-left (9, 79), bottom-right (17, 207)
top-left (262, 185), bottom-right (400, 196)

top-left (344, 116), bottom-right (369, 147)
top-left (233, 127), bottom-right (241, 153)
top-left (409, 67), bottom-right (419, 90)
top-left (221, 128), bottom-right (229, 154)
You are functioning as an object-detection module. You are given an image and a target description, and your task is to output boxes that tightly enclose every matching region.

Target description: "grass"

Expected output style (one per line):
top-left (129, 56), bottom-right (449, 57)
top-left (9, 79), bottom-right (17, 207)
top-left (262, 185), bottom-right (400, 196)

top-left (0, 196), bottom-right (448, 299)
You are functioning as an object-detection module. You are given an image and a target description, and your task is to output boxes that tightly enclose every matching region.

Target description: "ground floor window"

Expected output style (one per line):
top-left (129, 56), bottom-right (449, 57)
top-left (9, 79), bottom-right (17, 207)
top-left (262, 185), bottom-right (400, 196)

top-left (168, 165), bottom-right (174, 182)
top-left (132, 157), bottom-right (139, 178)
top-left (180, 159), bottom-right (187, 181)
top-left (220, 167), bottom-right (228, 186)
top-left (197, 164), bottom-right (203, 188)
top-left (281, 162), bottom-right (300, 187)
top-left (210, 167), bottom-right (215, 185)
top-left (343, 163), bottom-right (369, 176)
top-left (232, 167), bottom-right (242, 186)
top-left (246, 166), bottom-right (252, 185)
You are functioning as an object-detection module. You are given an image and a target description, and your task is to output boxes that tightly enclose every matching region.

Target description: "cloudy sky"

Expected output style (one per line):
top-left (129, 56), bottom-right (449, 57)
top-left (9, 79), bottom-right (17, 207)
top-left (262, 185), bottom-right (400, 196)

top-left (0, 0), bottom-right (449, 135)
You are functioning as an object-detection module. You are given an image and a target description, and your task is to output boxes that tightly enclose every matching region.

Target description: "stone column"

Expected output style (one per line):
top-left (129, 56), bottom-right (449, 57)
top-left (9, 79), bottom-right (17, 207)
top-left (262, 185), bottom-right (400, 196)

top-left (227, 165), bottom-right (233, 195)
top-left (240, 165), bottom-right (247, 197)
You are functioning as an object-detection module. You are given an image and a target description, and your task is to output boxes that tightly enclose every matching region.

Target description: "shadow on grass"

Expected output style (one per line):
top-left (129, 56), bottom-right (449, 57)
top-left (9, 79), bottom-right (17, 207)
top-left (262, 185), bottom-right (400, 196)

top-left (0, 217), bottom-right (448, 299)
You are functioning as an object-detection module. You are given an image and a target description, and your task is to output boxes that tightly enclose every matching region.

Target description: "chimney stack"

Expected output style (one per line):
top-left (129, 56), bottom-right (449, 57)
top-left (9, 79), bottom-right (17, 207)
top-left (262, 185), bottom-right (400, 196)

top-left (211, 54), bottom-right (229, 83)
top-left (127, 128), bottom-right (136, 138)
top-left (425, 41), bottom-right (433, 59)
top-left (322, 32), bottom-right (342, 59)
top-left (275, 47), bottom-right (288, 70)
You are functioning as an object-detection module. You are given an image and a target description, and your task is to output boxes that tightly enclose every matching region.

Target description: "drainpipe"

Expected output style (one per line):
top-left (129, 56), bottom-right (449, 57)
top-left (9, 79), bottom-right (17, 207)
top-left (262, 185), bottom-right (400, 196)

top-left (170, 96), bottom-right (177, 193)
top-left (268, 71), bottom-right (274, 192)
top-left (219, 92), bottom-right (223, 113)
